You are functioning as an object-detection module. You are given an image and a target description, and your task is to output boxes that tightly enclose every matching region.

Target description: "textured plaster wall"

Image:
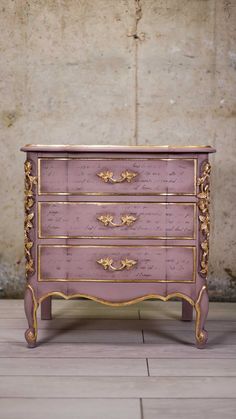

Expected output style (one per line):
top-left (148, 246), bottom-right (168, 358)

top-left (0, 0), bottom-right (235, 299)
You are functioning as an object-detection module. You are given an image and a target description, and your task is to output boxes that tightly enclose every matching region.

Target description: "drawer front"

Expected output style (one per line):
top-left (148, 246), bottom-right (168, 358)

top-left (38, 202), bottom-right (196, 239)
top-left (38, 245), bottom-right (196, 283)
top-left (38, 158), bottom-right (197, 196)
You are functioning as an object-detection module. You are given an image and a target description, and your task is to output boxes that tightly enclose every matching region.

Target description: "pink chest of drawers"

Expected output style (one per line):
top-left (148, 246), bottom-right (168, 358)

top-left (21, 144), bottom-right (216, 348)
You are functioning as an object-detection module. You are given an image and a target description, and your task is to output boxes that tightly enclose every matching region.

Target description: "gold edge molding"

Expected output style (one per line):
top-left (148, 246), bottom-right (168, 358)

top-left (197, 161), bottom-right (211, 277)
top-left (38, 192), bottom-right (196, 196)
top-left (28, 283), bottom-right (195, 307)
top-left (39, 235), bottom-right (195, 240)
top-left (24, 161), bottom-right (37, 278)
top-left (37, 158), bottom-right (197, 196)
top-left (37, 245), bottom-right (196, 283)
top-left (38, 155), bottom-right (41, 195)
top-left (38, 201), bottom-right (197, 204)
top-left (27, 283), bottom-right (207, 345)
top-left (38, 279), bottom-right (195, 283)
top-left (38, 244), bottom-right (198, 247)
top-left (37, 202), bottom-right (197, 240)
top-left (194, 158), bottom-right (197, 195)
top-left (24, 144), bottom-right (213, 148)
top-left (38, 158), bottom-right (198, 160)
top-left (38, 243), bottom-right (195, 249)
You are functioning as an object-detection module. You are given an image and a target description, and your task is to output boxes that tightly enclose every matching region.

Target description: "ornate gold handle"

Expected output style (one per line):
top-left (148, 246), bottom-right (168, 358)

top-left (97, 214), bottom-right (137, 227)
top-left (97, 257), bottom-right (137, 271)
top-left (97, 170), bottom-right (138, 183)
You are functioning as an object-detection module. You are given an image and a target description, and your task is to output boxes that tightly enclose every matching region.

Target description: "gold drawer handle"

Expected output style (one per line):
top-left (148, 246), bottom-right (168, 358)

top-left (97, 214), bottom-right (137, 227)
top-left (97, 257), bottom-right (137, 271)
top-left (97, 170), bottom-right (138, 183)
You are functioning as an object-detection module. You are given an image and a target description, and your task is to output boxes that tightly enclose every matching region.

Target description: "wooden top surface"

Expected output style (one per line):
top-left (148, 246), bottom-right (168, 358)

top-left (20, 144), bottom-right (216, 153)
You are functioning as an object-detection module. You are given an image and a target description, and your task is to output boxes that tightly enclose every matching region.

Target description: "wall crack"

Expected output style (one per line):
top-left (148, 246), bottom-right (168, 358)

top-left (130, 0), bottom-right (143, 145)
top-left (127, 0), bottom-right (144, 40)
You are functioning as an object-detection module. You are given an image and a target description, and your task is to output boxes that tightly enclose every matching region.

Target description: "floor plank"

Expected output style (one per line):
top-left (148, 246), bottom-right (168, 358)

top-left (1, 376), bottom-right (236, 398)
top-left (0, 358), bottom-right (148, 377)
top-left (140, 307), bottom-right (236, 321)
top-left (1, 299), bottom-right (236, 419)
top-left (1, 342), bottom-right (236, 358)
top-left (148, 358), bottom-right (236, 376)
top-left (0, 307), bottom-right (140, 319)
top-left (0, 398), bottom-right (141, 419)
top-left (142, 399), bottom-right (236, 419)
top-left (1, 318), bottom-right (235, 331)
top-left (143, 329), bottom-right (236, 345)
top-left (0, 328), bottom-right (143, 344)
top-left (2, 327), bottom-right (236, 345)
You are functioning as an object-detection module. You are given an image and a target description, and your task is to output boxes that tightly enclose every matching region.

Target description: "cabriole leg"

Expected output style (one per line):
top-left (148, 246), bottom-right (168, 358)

top-left (195, 285), bottom-right (209, 349)
top-left (24, 286), bottom-right (38, 348)
top-left (41, 296), bottom-right (52, 320)
top-left (181, 300), bottom-right (193, 321)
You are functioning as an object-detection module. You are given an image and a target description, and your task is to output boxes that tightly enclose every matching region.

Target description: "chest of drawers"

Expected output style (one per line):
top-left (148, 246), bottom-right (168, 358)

top-left (21, 144), bottom-right (215, 348)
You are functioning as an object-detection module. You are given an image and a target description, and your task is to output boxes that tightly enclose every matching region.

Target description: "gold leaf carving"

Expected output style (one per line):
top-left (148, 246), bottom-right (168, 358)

top-left (24, 160), bottom-right (37, 278)
top-left (197, 161), bottom-right (211, 277)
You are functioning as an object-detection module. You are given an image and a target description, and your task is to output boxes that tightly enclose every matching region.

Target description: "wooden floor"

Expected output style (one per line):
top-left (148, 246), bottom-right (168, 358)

top-left (0, 300), bottom-right (236, 419)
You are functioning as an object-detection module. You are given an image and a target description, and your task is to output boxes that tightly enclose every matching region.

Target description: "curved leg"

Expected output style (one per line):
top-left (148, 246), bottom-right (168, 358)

top-left (24, 285), bottom-right (38, 348)
top-left (195, 285), bottom-right (209, 349)
top-left (182, 300), bottom-right (193, 321)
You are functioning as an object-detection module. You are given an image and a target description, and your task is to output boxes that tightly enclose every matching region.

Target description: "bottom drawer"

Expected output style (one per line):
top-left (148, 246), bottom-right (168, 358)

top-left (38, 245), bottom-right (196, 283)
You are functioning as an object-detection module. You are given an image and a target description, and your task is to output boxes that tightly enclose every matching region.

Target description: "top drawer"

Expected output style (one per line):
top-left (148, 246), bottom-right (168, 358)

top-left (38, 157), bottom-right (197, 196)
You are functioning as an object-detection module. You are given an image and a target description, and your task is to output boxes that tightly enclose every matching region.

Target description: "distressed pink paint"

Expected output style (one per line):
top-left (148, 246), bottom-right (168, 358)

top-left (39, 158), bottom-right (196, 195)
top-left (20, 144), bottom-right (216, 348)
top-left (39, 202), bottom-right (195, 239)
top-left (39, 245), bottom-right (195, 282)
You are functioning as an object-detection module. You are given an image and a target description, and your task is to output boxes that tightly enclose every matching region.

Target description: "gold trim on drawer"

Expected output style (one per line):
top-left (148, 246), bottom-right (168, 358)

top-left (37, 244), bottom-right (196, 283)
top-left (38, 202), bottom-right (197, 240)
top-left (37, 158), bottom-right (197, 196)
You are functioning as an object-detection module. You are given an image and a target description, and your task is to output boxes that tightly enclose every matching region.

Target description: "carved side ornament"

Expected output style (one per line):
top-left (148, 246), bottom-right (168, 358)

top-left (24, 161), bottom-right (37, 278)
top-left (197, 161), bottom-right (211, 277)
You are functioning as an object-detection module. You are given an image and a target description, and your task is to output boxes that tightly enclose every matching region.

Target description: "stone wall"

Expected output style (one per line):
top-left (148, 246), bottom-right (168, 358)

top-left (0, 0), bottom-right (235, 300)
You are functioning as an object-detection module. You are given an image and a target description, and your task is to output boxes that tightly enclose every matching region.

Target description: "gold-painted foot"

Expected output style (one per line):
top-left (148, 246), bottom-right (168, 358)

top-left (196, 329), bottom-right (208, 349)
top-left (25, 328), bottom-right (37, 348)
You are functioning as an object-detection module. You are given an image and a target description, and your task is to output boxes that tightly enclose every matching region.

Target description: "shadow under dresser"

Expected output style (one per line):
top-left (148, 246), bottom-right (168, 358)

top-left (20, 144), bottom-right (216, 348)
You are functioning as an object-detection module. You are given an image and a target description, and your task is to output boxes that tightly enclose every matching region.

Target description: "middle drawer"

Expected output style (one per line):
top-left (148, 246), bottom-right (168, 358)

top-left (38, 202), bottom-right (196, 240)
